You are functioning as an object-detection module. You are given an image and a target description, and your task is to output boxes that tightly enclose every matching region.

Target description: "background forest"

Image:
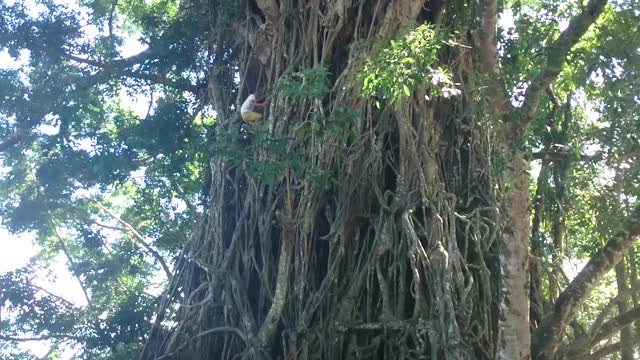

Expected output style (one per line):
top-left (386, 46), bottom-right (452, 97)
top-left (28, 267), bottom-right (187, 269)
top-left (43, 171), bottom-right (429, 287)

top-left (0, 0), bottom-right (638, 359)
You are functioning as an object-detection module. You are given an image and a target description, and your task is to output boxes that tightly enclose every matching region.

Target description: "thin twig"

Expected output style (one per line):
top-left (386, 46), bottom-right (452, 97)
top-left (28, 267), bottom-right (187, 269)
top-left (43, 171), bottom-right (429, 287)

top-left (92, 200), bottom-right (172, 279)
top-left (0, 334), bottom-right (81, 342)
top-left (51, 224), bottom-right (91, 306)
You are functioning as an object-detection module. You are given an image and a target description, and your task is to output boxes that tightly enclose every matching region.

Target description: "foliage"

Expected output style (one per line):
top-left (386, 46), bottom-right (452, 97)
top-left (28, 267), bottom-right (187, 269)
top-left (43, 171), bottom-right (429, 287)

top-left (512, 0), bottom-right (640, 343)
top-left (0, 0), bottom-right (209, 358)
top-left (275, 67), bottom-right (331, 101)
top-left (212, 122), bottom-right (336, 188)
top-left (357, 24), bottom-right (459, 105)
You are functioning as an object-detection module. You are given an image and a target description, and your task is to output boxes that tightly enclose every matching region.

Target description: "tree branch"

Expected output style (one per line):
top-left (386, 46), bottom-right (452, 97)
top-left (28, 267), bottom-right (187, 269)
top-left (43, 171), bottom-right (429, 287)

top-left (479, 0), bottom-right (498, 72)
top-left (92, 221), bottom-right (127, 232)
top-left (532, 216), bottom-right (640, 360)
top-left (0, 333), bottom-right (81, 342)
top-left (0, 130), bottom-right (31, 152)
top-left (477, 0), bottom-right (513, 117)
top-left (49, 219), bottom-right (115, 350)
top-left (518, 0), bottom-right (608, 131)
top-left (255, 0), bottom-right (280, 25)
top-left (530, 150), bottom-right (604, 162)
top-left (92, 200), bottom-right (172, 280)
top-left (59, 53), bottom-right (200, 93)
top-left (107, 0), bottom-right (118, 38)
top-left (379, 0), bottom-right (425, 35)
top-left (591, 307), bottom-right (640, 345)
top-left (51, 224), bottom-right (92, 307)
top-left (567, 298), bottom-right (640, 358)
top-left (587, 342), bottom-right (623, 360)
top-left (27, 282), bottom-right (76, 307)
top-left (589, 292), bottom-right (628, 337)
top-left (258, 211), bottom-right (294, 350)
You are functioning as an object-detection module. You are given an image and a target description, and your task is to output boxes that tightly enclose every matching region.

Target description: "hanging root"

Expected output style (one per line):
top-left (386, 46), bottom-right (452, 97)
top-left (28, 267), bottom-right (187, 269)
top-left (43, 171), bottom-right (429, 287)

top-left (141, 0), bottom-right (501, 359)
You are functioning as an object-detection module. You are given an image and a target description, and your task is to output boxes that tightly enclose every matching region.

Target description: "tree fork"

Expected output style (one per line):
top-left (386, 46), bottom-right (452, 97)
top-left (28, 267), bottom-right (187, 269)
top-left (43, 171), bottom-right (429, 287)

top-left (532, 217), bottom-right (640, 360)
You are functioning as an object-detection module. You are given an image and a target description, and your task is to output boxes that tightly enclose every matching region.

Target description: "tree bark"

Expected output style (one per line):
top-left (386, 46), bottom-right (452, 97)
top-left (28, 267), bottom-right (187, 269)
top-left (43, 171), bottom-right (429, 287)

top-left (532, 217), bottom-right (640, 360)
top-left (529, 161), bottom-right (550, 328)
top-left (499, 150), bottom-right (532, 360)
top-left (549, 163), bottom-right (568, 304)
top-left (614, 261), bottom-right (634, 360)
top-left (591, 306), bottom-right (640, 345)
top-left (500, 2), bottom-right (608, 358)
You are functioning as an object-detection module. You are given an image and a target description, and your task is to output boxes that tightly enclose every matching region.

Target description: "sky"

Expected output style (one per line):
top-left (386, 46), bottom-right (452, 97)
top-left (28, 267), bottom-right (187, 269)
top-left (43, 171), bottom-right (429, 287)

top-left (0, 229), bottom-right (36, 274)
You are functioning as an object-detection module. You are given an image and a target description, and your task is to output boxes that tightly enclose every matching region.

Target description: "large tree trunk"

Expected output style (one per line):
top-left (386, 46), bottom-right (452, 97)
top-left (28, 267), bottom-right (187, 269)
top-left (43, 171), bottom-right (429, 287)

top-left (140, 0), bottom-right (608, 359)
top-left (499, 152), bottom-right (532, 360)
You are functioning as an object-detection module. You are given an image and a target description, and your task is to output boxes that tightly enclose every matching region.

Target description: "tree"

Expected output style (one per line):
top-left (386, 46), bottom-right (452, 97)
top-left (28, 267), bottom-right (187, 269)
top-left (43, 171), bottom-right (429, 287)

top-left (0, 1), bottom-right (207, 358)
top-left (0, 0), bottom-right (638, 359)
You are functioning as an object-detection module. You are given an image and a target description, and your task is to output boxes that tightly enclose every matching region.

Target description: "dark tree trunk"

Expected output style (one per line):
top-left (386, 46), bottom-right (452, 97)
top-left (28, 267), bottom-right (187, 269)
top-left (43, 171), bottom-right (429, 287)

top-left (140, 1), bottom-right (611, 359)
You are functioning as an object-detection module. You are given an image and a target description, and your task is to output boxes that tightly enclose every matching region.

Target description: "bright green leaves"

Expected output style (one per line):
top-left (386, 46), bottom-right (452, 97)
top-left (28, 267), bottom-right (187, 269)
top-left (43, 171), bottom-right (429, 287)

top-left (403, 84), bottom-right (411, 96)
top-left (275, 67), bottom-right (331, 101)
top-left (212, 126), bottom-right (290, 186)
top-left (194, 115), bottom-right (216, 127)
top-left (114, 0), bottom-right (180, 36)
top-left (357, 24), bottom-right (459, 106)
top-left (212, 122), bottom-right (336, 189)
